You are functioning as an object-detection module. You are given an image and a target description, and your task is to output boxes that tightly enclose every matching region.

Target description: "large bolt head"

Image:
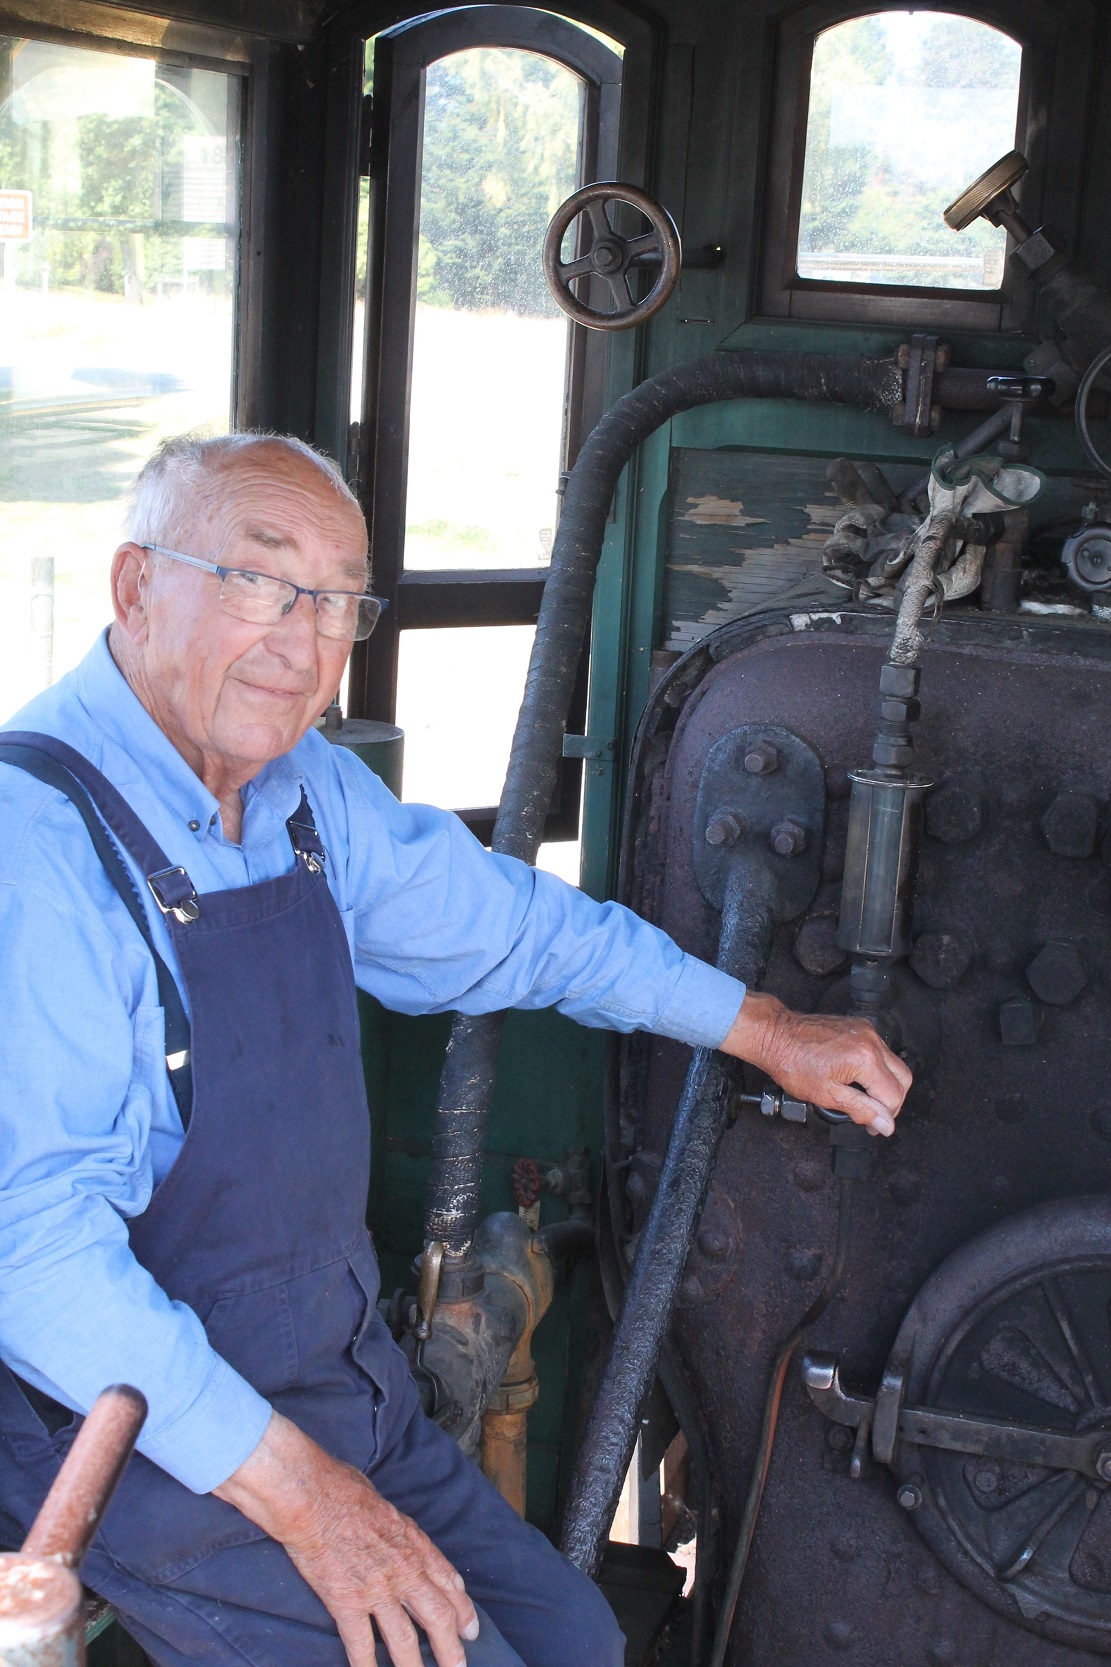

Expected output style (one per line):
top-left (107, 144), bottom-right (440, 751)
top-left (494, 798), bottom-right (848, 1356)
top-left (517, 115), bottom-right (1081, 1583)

top-left (1025, 941), bottom-right (1087, 1006)
top-left (925, 784), bottom-right (983, 845)
top-left (771, 818), bottom-right (807, 858)
top-left (896, 1481), bottom-right (923, 1511)
top-left (1041, 792), bottom-right (1098, 859)
top-left (744, 741), bottom-right (780, 776)
top-left (705, 812), bottom-right (743, 847)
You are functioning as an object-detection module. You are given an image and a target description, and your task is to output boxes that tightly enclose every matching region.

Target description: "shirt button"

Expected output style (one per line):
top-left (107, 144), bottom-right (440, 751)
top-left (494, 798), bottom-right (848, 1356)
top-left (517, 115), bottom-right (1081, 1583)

top-left (188, 819), bottom-right (200, 832)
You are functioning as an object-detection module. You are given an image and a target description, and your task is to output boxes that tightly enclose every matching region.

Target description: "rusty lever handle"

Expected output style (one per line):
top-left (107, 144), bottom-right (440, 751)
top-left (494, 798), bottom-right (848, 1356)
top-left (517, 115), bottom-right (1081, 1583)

top-left (21, 1385), bottom-right (147, 1569)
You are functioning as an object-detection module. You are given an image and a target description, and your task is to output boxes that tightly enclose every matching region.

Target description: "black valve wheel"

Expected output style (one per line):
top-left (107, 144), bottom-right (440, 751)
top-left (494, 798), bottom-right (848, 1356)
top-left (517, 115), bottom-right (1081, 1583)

top-left (543, 182), bottom-right (681, 332)
top-left (889, 1195), bottom-right (1111, 1654)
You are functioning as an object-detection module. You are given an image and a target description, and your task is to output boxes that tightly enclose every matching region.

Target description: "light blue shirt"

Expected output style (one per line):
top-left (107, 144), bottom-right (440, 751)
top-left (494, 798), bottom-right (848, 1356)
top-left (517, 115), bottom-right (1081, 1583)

top-left (0, 633), bottom-right (745, 1494)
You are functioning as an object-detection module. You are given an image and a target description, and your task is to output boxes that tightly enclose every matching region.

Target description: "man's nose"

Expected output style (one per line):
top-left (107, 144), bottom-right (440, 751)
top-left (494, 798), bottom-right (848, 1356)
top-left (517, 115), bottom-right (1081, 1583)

top-left (267, 591), bottom-right (320, 667)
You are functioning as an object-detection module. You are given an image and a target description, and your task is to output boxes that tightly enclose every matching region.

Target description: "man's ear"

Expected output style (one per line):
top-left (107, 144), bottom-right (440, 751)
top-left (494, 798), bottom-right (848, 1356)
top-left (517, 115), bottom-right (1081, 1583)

top-left (111, 543), bottom-right (153, 644)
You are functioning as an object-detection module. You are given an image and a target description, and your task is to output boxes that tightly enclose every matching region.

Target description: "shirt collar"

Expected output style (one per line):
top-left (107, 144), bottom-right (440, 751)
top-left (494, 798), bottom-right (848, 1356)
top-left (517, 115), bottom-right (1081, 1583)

top-left (73, 632), bottom-right (305, 839)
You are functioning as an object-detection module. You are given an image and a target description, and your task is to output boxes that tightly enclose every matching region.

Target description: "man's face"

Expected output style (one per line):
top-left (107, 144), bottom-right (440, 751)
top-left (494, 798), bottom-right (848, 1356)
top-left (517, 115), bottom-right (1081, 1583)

top-left (112, 447), bottom-right (368, 782)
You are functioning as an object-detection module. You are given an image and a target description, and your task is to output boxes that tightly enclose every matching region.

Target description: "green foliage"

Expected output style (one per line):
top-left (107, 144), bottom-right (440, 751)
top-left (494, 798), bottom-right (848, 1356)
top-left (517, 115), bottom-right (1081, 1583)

top-left (416, 48), bottom-right (581, 317)
top-left (797, 12), bottom-right (1021, 288)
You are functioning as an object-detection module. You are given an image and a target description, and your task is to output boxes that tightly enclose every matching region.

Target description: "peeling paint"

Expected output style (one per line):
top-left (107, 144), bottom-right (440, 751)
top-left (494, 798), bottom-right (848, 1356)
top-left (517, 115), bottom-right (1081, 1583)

top-left (682, 494), bottom-right (766, 528)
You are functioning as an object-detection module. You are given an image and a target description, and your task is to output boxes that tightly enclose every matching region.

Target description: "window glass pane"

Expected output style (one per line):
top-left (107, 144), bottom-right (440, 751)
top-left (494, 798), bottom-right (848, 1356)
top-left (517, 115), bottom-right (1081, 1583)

top-left (797, 12), bottom-right (1021, 290)
top-left (396, 625), bottom-right (534, 809)
top-left (404, 48), bottom-right (582, 571)
top-left (0, 38), bottom-right (240, 720)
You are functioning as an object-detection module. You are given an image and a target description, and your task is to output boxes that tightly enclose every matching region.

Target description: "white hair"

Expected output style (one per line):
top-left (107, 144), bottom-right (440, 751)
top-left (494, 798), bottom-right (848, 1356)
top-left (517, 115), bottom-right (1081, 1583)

top-left (124, 431), bottom-right (360, 552)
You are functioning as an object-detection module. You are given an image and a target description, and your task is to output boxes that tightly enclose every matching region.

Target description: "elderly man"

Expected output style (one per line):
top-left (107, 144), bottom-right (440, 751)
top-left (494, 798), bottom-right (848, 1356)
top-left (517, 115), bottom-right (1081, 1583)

top-left (0, 434), bottom-right (909, 1667)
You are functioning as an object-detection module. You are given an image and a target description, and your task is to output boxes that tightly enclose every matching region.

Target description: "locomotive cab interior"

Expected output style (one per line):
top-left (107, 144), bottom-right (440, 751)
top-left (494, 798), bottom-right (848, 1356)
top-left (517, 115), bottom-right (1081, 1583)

top-left (4, 0), bottom-right (1111, 1663)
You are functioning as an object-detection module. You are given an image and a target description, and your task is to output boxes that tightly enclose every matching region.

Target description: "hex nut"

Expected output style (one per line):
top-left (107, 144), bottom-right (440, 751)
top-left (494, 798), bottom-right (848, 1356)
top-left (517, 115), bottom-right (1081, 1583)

top-left (910, 931), bottom-right (971, 990)
top-left (879, 663), bottom-right (920, 698)
top-left (999, 995), bottom-right (1040, 1047)
top-left (744, 741), bottom-right (779, 776)
top-left (705, 812), bottom-right (742, 848)
top-left (873, 737), bottom-right (914, 769)
top-left (1040, 792), bottom-right (1098, 859)
top-left (793, 916), bottom-right (848, 978)
top-left (925, 785), bottom-right (983, 845)
top-left (771, 818), bottom-right (807, 858)
top-left (1025, 941), bottom-right (1087, 1006)
top-left (897, 1481), bottom-right (923, 1511)
top-left (1096, 1449), bottom-right (1111, 1483)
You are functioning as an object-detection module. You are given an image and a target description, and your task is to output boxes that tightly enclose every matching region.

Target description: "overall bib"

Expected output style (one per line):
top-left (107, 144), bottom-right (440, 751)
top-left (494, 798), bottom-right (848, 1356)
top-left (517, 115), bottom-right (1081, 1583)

top-left (0, 736), bottom-right (621, 1667)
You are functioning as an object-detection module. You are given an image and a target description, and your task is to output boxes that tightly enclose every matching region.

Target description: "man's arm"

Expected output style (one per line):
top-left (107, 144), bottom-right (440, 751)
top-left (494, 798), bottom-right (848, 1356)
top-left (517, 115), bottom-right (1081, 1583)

top-left (335, 755), bottom-right (910, 1134)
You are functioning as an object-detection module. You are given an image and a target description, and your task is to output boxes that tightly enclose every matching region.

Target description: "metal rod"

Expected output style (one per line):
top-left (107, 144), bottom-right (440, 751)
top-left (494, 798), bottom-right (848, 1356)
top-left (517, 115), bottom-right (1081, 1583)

top-left (708, 1178), bottom-right (856, 1667)
top-left (22, 1385), bottom-right (147, 1569)
top-left (559, 861), bottom-right (777, 1575)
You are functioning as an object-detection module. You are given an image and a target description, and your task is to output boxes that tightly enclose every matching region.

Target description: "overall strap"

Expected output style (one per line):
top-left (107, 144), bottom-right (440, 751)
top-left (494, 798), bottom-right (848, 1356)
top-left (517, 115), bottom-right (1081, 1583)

top-left (0, 736), bottom-right (193, 1127)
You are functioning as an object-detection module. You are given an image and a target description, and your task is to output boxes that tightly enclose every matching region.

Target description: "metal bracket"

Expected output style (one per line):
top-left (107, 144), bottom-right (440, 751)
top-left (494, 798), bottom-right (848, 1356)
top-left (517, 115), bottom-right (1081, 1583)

top-left (801, 1352), bottom-right (1111, 1482)
top-left (692, 724), bottom-right (825, 916)
top-left (893, 335), bottom-right (944, 437)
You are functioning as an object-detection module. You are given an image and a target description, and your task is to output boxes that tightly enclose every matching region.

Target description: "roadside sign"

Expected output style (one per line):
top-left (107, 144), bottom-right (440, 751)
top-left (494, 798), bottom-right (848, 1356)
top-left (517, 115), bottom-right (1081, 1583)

top-left (0, 190), bottom-right (32, 243)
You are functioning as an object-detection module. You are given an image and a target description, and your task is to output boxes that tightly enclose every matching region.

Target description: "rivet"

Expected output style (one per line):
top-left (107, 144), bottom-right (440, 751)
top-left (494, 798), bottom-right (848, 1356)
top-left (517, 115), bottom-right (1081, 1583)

top-left (824, 1619), bottom-right (853, 1650)
top-left (974, 1465), bottom-right (999, 1494)
top-left (791, 1160), bottom-right (826, 1193)
top-left (793, 916), bottom-right (848, 978)
top-left (826, 1425), bottom-right (853, 1454)
top-left (909, 931), bottom-right (970, 990)
top-left (1095, 1449), bottom-right (1111, 1482)
top-left (787, 1246), bottom-right (823, 1281)
top-left (993, 1096), bottom-right (1026, 1125)
top-left (926, 1639), bottom-right (957, 1666)
top-left (696, 1226), bottom-right (728, 1261)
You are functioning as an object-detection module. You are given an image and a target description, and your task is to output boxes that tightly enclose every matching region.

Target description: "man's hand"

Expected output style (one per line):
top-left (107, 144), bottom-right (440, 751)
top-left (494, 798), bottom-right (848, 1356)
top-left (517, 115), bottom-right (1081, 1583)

top-left (214, 1411), bottom-right (479, 1667)
top-left (720, 991), bottom-right (912, 1136)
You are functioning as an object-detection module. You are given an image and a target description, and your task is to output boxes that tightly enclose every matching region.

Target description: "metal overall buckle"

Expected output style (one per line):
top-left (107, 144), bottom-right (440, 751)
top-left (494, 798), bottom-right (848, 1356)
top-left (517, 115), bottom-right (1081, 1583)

top-left (147, 866), bottom-right (201, 924)
top-left (288, 818), bottom-right (327, 876)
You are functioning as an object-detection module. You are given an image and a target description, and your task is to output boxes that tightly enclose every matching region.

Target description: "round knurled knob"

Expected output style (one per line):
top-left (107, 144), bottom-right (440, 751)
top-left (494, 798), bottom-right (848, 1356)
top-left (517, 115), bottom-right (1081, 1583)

top-left (944, 149), bottom-right (1028, 232)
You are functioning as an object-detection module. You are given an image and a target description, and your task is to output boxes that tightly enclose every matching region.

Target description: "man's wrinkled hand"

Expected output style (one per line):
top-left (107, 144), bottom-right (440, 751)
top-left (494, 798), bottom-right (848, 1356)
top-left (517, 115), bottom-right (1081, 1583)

top-left (214, 1412), bottom-right (479, 1667)
top-left (720, 991), bottom-right (912, 1136)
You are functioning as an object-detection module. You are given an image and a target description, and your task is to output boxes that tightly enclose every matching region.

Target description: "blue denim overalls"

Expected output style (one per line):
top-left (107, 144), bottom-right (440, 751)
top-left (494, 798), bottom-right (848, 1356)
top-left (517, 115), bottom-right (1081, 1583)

top-left (0, 735), bottom-right (621, 1667)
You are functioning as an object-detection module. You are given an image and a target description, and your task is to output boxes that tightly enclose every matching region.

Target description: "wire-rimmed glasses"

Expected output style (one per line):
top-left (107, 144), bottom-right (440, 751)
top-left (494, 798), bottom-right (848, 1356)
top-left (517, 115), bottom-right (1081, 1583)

top-left (141, 545), bottom-right (386, 642)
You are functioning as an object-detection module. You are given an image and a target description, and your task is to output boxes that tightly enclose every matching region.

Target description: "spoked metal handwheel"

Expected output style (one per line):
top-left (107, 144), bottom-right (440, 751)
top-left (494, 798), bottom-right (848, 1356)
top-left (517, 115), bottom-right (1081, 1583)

top-left (542, 181), bottom-right (681, 331)
top-left (891, 1196), bottom-right (1111, 1653)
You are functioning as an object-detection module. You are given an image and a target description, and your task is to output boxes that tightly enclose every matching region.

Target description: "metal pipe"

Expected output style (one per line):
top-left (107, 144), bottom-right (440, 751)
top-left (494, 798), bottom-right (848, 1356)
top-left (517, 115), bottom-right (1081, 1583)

top-left (421, 349), bottom-right (904, 1268)
top-left (0, 1386), bottom-right (146, 1667)
top-left (708, 1177), bottom-right (856, 1667)
top-left (22, 1386), bottom-right (147, 1569)
top-left (559, 861), bottom-right (777, 1576)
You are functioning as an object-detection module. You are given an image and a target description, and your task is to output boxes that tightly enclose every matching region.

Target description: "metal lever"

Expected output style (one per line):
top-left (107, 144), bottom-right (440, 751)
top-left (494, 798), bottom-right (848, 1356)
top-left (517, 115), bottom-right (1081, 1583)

top-left (802, 1351), bottom-right (1111, 1483)
top-left (735, 1085), bottom-right (850, 1126)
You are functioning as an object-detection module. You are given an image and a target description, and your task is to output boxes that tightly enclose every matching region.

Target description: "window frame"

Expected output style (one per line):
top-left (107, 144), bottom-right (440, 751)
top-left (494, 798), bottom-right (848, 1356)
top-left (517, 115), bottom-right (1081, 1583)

top-left (344, 6), bottom-right (622, 842)
top-left (757, 0), bottom-right (1087, 332)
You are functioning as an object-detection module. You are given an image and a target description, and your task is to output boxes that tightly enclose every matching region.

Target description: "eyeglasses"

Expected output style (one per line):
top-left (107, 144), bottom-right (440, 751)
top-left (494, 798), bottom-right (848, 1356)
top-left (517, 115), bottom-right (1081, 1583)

top-left (141, 545), bottom-right (387, 643)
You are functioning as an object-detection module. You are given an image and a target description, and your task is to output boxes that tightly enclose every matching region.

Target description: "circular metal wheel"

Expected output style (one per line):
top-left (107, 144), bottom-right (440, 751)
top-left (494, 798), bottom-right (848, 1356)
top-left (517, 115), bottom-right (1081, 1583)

top-left (542, 181), bottom-right (681, 331)
top-left (889, 1195), bottom-right (1111, 1652)
top-left (944, 149), bottom-right (1029, 232)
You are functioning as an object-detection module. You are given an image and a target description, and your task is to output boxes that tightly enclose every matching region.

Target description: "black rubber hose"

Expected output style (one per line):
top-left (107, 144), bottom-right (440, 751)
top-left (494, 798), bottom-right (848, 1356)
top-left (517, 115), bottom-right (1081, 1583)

top-left (422, 350), bottom-right (903, 1260)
